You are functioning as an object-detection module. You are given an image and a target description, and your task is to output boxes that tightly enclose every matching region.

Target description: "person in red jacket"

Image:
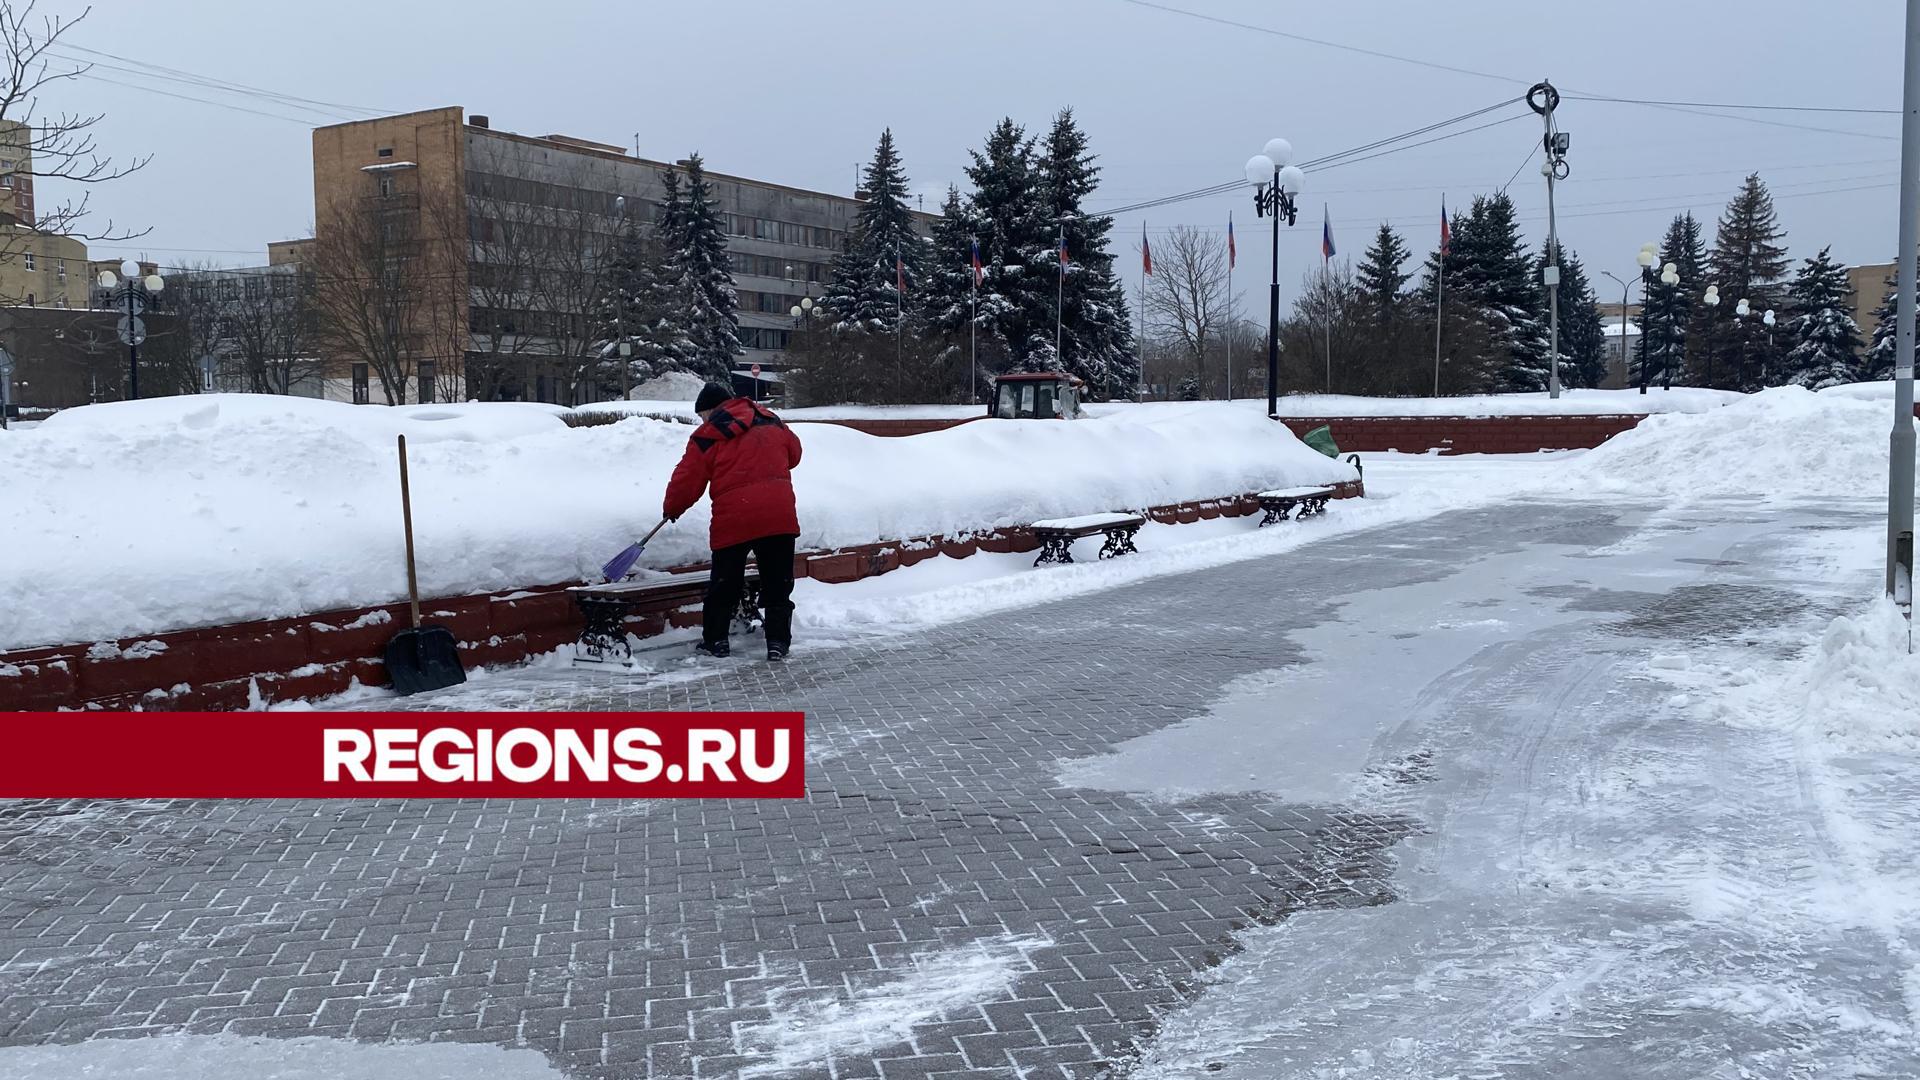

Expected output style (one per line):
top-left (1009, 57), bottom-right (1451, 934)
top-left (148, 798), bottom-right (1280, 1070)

top-left (663, 382), bottom-right (803, 661)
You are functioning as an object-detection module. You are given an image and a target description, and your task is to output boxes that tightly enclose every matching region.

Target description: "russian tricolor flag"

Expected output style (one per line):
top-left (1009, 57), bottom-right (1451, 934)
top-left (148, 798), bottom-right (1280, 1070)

top-left (1321, 205), bottom-right (1336, 262)
top-left (970, 238), bottom-right (983, 288)
top-left (1227, 214), bottom-right (1235, 270)
top-left (1440, 197), bottom-right (1451, 256)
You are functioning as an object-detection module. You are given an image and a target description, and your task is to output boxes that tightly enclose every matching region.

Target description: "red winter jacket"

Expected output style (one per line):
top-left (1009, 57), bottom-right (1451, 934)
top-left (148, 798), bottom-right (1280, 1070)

top-left (663, 397), bottom-right (803, 551)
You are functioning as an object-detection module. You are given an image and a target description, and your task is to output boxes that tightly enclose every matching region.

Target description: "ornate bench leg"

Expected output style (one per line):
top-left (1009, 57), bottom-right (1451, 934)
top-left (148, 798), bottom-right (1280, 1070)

top-left (1303, 496), bottom-right (1328, 518)
top-left (1099, 525), bottom-right (1140, 559)
top-left (736, 582), bottom-right (763, 635)
top-left (1258, 503), bottom-right (1283, 527)
top-left (1034, 534), bottom-right (1074, 566)
top-left (577, 598), bottom-right (631, 662)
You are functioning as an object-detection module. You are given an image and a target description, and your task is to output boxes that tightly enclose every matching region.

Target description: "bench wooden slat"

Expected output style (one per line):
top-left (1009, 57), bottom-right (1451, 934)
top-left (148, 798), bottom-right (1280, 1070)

top-left (1031, 512), bottom-right (1146, 532)
top-left (1255, 486), bottom-right (1335, 500)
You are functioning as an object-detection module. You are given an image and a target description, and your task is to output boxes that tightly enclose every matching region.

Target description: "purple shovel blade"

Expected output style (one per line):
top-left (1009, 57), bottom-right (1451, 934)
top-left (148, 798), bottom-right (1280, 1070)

top-left (601, 542), bottom-right (645, 581)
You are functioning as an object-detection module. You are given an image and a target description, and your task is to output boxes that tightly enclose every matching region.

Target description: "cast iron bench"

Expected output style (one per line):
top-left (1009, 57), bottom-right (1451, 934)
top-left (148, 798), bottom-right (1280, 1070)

top-left (1256, 486), bottom-right (1335, 526)
top-left (1030, 512), bottom-right (1146, 565)
top-left (567, 568), bottom-right (761, 663)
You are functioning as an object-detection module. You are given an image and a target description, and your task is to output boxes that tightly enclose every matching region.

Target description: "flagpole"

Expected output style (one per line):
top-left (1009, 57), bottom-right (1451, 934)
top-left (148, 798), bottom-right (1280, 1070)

top-left (1433, 221), bottom-right (1446, 397)
top-left (1323, 203), bottom-right (1332, 395)
top-left (895, 242), bottom-right (904, 396)
top-left (1226, 214), bottom-right (1234, 402)
top-left (1055, 220), bottom-right (1065, 366)
top-left (970, 264), bottom-right (978, 405)
top-left (1139, 221), bottom-right (1148, 401)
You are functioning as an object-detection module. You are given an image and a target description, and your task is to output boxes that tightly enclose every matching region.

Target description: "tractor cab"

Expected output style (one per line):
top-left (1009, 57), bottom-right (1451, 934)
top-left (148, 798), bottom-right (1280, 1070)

top-left (989, 372), bottom-right (1085, 420)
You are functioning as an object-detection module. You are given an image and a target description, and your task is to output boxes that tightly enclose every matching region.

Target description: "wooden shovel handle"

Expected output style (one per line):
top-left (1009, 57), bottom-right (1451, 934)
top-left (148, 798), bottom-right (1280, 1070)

top-left (397, 434), bottom-right (421, 630)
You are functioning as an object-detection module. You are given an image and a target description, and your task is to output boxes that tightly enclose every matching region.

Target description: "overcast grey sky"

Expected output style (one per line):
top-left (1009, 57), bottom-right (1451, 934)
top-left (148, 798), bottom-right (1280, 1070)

top-left (46, 0), bottom-right (1908, 305)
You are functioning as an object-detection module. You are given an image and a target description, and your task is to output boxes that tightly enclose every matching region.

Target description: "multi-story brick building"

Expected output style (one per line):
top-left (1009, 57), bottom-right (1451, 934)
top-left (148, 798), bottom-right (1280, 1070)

top-left (310, 106), bottom-right (906, 404)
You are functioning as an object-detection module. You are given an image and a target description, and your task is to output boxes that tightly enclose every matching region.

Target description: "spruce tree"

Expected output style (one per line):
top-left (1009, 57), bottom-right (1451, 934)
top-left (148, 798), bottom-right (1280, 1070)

top-left (1037, 108), bottom-right (1135, 395)
top-left (592, 218), bottom-right (689, 389)
top-left (1355, 223), bottom-right (1412, 322)
top-left (965, 118), bottom-right (1054, 370)
top-left (1706, 175), bottom-right (1789, 389)
top-left (821, 129), bottom-right (925, 333)
top-left (656, 155), bottom-right (742, 382)
top-left (1447, 193), bottom-right (1548, 392)
top-left (1866, 265), bottom-right (1918, 381)
top-left (1541, 241), bottom-right (1607, 389)
top-left (1636, 214), bottom-right (1700, 390)
top-left (1782, 246), bottom-right (1862, 389)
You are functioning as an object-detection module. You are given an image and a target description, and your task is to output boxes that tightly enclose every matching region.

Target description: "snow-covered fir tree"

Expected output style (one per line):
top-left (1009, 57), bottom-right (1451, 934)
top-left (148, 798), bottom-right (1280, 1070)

top-left (1636, 214), bottom-right (1703, 390)
top-left (592, 216), bottom-right (689, 389)
top-left (1355, 224), bottom-right (1411, 323)
top-left (1706, 175), bottom-right (1789, 389)
top-left (964, 118), bottom-right (1055, 371)
top-left (1782, 246), bottom-right (1862, 390)
top-left (657, 155), bottom-right (741, 382)
top-left (1447, 193), bottom-right (1548, 392)
top-left (1866, 267), bottom-right (1917, 380)
top-left (919, 186), bottom-right (978, 339)
top-left (1539, 240), bottom-right (1607, 389)
top-left (821, 129), bottom-right (925, 333)
top-left (1037, 109), bottom-right (1135, 397)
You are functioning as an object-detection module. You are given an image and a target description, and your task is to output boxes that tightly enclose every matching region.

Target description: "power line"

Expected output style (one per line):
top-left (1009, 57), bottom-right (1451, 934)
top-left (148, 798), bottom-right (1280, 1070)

top-left (1116, 0), bottom-right (1523, 86)
top-left (70, 71), bottom-right (332, 126)
top-left (1563, 92), bottom-right (1898, 116)
top-left (1098, 99), bottom-right (1528, 217)
top-left (52, 42), bottom-right (391, 117)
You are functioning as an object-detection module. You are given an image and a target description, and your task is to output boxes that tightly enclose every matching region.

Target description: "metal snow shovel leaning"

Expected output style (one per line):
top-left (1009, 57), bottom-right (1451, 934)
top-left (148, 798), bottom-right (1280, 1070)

top-left (384, 434), bottom-right (467, 696)
top-left (601, 519), bottom-right (668, 582)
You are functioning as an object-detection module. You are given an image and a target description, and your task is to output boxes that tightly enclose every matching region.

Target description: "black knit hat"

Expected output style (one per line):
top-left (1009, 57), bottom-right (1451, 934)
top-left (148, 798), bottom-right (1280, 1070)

top-left (694, 382), bottom-right (733, 413)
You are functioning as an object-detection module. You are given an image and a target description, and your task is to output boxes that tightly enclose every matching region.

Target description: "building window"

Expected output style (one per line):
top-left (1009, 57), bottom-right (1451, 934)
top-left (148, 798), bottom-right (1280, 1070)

top-left (55, 260), bottom-right (64, 282)
top-left (21, 251), bottom-right (32, 271)
top-left (418, 361), bottom-right (437, 404)
top-left (351, 363), bottom-right (370, 405)
top-left (378, 174), bottom-right (393, 197)
top-left (377, 146), bottom-right (394, 158)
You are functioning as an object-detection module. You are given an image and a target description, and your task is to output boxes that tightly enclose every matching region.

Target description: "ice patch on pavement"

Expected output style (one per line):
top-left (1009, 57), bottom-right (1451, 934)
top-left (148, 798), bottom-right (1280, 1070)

top-left (734, 933), bottom-right (1051, 1076)
top-left (0, 1033), bottom-right (565, 1080)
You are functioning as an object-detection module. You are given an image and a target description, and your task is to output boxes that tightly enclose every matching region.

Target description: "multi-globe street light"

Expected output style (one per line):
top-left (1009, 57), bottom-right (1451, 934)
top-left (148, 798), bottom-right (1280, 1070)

top-left (1243, 139), bottom-right (1304, 419)
top-left (95, 259), bottom-right (163, 401)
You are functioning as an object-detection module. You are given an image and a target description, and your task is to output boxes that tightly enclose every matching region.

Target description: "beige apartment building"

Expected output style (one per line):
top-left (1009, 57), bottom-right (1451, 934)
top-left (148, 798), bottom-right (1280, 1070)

top-left (310, 106), bottom-right (906, 405)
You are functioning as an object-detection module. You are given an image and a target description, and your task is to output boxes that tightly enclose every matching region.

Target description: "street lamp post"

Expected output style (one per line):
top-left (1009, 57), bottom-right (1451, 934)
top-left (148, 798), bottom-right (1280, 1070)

top-left (1634, 243), bottom-right (1657, 394)
top-left (1702, 285), bottom-right (1721, 388)
top-left (1599, 268), bottom-right (1638, 388)
top-left (1244, 139), bottom-right (1304, 419)
top-left (1735, 296), bottom-right (1752, 390)
top-left (96, 260), bottom-right (163, 401)
top-left (1656, 261), bottom-right (1679, 390)
top-left (613, 196), bottom-right (633, 401)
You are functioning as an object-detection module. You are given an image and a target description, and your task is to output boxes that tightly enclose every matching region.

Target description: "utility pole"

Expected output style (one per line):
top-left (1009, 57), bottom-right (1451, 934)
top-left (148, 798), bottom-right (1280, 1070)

top-left (1889, 0), bottom-right (1919, 618)
top-left (1530, 80), bottom-right (1569, 399)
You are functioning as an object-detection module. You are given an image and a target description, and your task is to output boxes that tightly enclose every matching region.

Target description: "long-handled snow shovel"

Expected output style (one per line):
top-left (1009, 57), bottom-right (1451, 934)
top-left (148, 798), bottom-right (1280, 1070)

top-left (601, 519), bottom-right (669, 582)
top-left (384, 434), bottom-right (467, 696)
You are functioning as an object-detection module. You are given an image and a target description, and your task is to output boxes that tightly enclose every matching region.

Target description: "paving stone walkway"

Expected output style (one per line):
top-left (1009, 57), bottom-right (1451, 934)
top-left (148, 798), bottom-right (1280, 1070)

top-left (0, 505), bottom-right (1579, 1079)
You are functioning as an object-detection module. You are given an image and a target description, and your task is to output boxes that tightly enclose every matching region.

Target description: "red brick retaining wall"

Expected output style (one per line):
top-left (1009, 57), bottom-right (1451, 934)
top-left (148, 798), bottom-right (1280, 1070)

top-left (1275, 414), bottom-right (1647, 455)
top-left (0, 481), bottom-right (1362, 713)
top-left (800, 412), bottom-right (1655, 453)
top-left (793, 416), bottom-right (985, 437)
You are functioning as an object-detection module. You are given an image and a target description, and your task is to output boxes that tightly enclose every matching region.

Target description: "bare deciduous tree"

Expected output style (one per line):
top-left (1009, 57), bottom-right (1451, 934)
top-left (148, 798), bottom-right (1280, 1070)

top-left (308, 193), bottom-right (434, 405)
top-left (0, 3), bottom-right (148, 303)
top-left (1141, 226), bottom-right (1228, 394)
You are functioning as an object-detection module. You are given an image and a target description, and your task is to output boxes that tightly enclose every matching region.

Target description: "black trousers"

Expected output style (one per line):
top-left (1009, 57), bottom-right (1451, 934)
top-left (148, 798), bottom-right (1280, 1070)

top-left (704, 534), bottom-right (796, 647)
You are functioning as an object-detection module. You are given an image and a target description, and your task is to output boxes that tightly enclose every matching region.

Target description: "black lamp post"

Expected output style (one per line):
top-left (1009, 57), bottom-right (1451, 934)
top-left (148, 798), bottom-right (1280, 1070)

top-left (96, 260), bottom-right (163, 401)
top-left (1244, 140), bottom-right (1303, 419)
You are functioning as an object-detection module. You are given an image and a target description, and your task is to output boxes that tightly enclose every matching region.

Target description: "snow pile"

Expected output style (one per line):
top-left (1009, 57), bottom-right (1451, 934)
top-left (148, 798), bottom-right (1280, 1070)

top-left (1707, 600), bottom-right (1920, 757)
top-left (1569, 385), bottom-right (1914, 501)
top-left (734, 934), bottom-right (1051, 1076)
top-left (0, 395), bottom-right (1352, 650)
top-left (631, 370), bottom-right (708, 401)
top-left (0, 1033), bottom-right (565, 1079)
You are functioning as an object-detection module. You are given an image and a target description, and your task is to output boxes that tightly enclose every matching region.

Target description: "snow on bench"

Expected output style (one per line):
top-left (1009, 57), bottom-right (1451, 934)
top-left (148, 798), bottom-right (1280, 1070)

top-left (1029, 511), bottom-right (1146, 531)
top-left (1029, 512), bottom-right (1146, 565)
top-left (1255, 486), bottom-right (1335, 526)
top-left (1254, 486), bottom-right (1336, 500)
